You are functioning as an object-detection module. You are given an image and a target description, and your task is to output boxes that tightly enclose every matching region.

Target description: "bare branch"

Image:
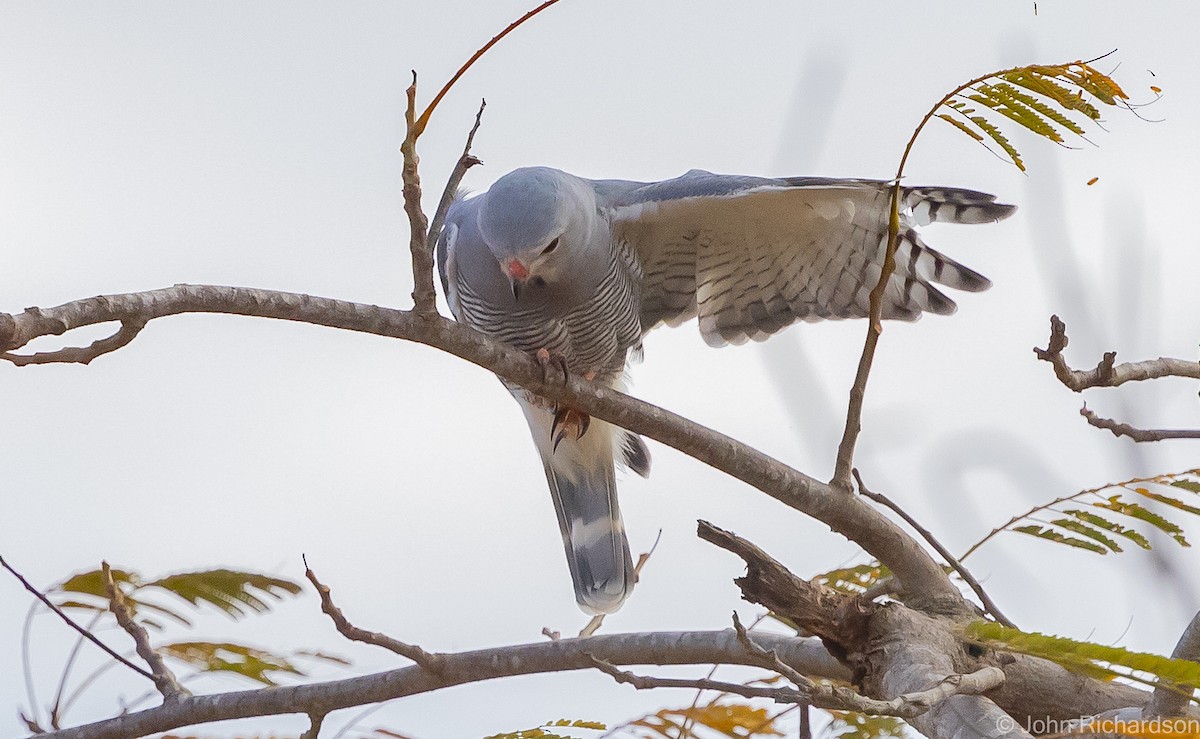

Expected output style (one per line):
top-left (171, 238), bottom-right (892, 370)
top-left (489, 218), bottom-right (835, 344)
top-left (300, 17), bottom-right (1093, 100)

top-left (1035, 315), bottom-right (1200, 391)
top-left (587, 653), bottom-right (809, 704)
top-left (732, 612), bottom-right (816, 690)
top-left (303, 559), bottom-right (443, 670)
top-left (0, 285), bottom-right (963, 610)
top-left (0, 555), bottom-right (153, 682)
top-left (426, 99), bottom-right (486, 255)
top-left (1080, 405), bottom-right (1200, 442)
top-left (41, 630), bottom-right (847, 739)
top-left (401, 76), bottom-right (436, 315)
top-left (853, 469), bottom-right (1018, 628)
top-left (102, 562), bottom-right (189, 702)
top-left (1144, 610), bottom-right (1200, 718)
top-left (1, 318), bottom-right (144, 366)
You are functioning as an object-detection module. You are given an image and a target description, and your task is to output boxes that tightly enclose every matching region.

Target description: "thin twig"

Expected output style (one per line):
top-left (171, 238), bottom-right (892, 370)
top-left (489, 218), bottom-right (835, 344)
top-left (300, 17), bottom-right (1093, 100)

top-left (732, 612), bottom-right (816, 690)
top-left (1080, 405), bottom-right (1200, 442)
top-left (412, 0), bottom-right (565, 137)
top-left (0, 555), bottom-right (153, 681)
top-left (587, 653), bottom-right (809, 704)
top-left (832, 63), bottom-right (1035, 491)
top-left (1035, 315), bottom-right (1200, 391)
top-left (853, 470), bottom-right (1018, 628)
top-left (102, 562), bottom-right (189, 701)
top-left (2, 318), bottom-right (144, 366)
top-left (303, 557), bottom-right (443, 670)
top-left (426, 99), bottom-right (486, 256)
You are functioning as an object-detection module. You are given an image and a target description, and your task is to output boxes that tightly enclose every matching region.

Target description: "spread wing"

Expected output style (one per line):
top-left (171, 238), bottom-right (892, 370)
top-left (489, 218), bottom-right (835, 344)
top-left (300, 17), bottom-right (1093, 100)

top-left (608, 170), bottom-right (1015, 347)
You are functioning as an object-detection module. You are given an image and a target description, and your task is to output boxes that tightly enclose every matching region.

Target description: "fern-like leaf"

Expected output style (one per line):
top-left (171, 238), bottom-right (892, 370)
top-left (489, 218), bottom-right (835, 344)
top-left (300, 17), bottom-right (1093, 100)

top-left (961, 468), bottom-right (1200, 561)
top-left (145, 569), bottom-right (303, 619)
top-left (156, 641), bottom-right (303, 686)
top-left (935, 60), bottom-right (1134, 174)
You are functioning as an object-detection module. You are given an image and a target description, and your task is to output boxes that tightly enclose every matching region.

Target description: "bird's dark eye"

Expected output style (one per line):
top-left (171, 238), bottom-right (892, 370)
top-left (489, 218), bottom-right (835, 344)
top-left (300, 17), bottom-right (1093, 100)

top-left (541, 237), bottom-right (560, 255)
top-left (531, 276), bottom-right (546, 288)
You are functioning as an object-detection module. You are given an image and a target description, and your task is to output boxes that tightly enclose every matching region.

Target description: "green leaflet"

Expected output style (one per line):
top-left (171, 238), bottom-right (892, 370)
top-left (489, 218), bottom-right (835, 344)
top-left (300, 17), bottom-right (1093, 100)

top-left (936, 114), bottom-right (985, 141)
top-left (1095, 497), bottom-right (1190, 546)
top-left (968, 115), bottom-right (1025, 171)
top-left (1048, 518), bottom-right (1122, 552)
top-left (967, 622), bottom-right (1200, 687)
top-left (1013, 524), bottom-right (1107, 554)
top-left (1135, 488), bottom-right (1200, 516)
top-left (1171, 479), bottom-right (1200, 494)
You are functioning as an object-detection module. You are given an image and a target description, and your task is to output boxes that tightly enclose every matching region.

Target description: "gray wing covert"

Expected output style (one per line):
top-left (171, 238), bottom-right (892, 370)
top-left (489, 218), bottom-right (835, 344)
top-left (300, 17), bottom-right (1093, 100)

top-left (609, 171), bottom-right (1015, 347)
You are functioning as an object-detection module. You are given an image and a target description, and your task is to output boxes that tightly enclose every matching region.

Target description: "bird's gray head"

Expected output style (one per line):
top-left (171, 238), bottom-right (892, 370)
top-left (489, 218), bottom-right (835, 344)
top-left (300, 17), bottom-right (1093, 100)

top-left (477, 167), bottom-right (599, 300)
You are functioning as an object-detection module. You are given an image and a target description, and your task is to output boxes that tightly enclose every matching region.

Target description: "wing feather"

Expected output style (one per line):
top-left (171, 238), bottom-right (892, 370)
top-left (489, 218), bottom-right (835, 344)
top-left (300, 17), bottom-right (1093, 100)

top-left (611, 173), bottom-right (1013, 346)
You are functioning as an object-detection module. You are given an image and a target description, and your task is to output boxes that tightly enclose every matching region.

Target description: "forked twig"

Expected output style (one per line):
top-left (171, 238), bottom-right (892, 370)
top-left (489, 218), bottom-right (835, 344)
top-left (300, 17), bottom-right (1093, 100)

top-left (1, 318), bottom-right (145, 366)
top-left (304, 557), bottom-right (443, 670)
top-left (427, 99), bottom-right (487, 256)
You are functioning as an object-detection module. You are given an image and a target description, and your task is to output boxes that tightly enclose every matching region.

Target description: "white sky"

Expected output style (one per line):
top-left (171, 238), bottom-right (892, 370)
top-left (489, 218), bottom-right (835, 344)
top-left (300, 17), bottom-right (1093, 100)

top-left (1, 2), bottom-right (1198, 737)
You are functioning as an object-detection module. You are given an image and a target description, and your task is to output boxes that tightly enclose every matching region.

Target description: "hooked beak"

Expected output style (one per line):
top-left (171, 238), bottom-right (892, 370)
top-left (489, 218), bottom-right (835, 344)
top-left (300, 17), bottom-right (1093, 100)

top-left (502, 258), bottom-right (530, 300)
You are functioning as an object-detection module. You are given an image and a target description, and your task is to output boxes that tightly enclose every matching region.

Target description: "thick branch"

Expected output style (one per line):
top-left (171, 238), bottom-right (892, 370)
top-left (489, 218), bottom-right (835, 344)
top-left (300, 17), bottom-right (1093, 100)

top-left (1080, 405), bottom-right (1200, 442)
top-left (1144, 610), bottom-right (1200, 718)
top-left (1035, 315), bottom-right (1200, 392)
top-left (0, 285), bottom-right (963, 610)
top-left (41, 630), bottom-right (846, 739)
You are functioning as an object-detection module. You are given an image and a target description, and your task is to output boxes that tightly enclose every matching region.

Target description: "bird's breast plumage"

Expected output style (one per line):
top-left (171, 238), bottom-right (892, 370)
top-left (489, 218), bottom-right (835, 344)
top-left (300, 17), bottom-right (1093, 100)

top-left (450, 231), bottom-right (644, 382)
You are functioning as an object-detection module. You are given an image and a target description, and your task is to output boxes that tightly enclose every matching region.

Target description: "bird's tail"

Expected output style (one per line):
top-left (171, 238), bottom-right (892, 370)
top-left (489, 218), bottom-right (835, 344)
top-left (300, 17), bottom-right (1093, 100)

top-left (522, 403), bottom-right (638, 614)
